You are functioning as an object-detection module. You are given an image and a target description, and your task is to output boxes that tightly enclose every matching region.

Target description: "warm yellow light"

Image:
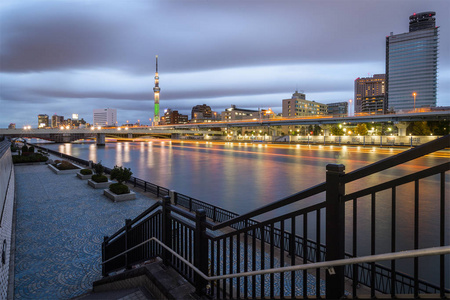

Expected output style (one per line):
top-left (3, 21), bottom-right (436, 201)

top-left (91, 127), bottom-right (94, 130)
top-left (98, 126), bottom-right (101, 130)
top-left (66, 125), bottom-right (70, 129)
top-left (60, 126), bottom-right (64, 130)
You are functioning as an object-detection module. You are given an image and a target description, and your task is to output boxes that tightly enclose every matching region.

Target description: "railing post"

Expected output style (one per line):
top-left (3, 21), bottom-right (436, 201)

top-left (162, 195), bottom-right (172, 265)
top-left (157, 186), bottom-right (160, 197)
top-left (213, 207), bottom-right (217, 223)
top-left (125, 218), bottom-right (132, 270)
top-left (325, 164), bottom-right (345, 299)
top-left (102, 236), bottom-right (109, 277)
top-left (194, 208), bottom-right (208, 296)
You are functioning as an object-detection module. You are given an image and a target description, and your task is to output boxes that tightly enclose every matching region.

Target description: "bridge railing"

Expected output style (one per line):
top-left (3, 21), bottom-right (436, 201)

top-left (101, 135), bottom-right (449, 299)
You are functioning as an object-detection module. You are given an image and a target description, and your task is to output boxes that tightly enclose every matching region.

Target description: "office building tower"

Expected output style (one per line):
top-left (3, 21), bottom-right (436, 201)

top-left (162, 109), bottom-right (188, 125)
top-left (386, 12), bottom-right (438, 112)
top-left (38, 114), bottom-right (49, 128)
top-left (51, 114), bottom-right (64, 128)
top-left (93, 108), bottom-right (117, 127)
top-left (354, 74), bottom-right (386, 113)
top-left (153, 55), bottom-right (160, 125)
top-left (282, 91), bottom-right (327, 117)
top-left (354, 74), bottom-right (386, 114)
top-left (327, 102), bottom-right (348, 117)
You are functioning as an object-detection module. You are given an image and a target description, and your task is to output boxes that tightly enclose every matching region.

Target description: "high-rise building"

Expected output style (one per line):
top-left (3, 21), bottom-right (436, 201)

top-left (386, 12), bottom-right (438, 112)
top-left (191, 104), bottom-right (220, 123)
top-left (153, 55), bottom-right (160, 125)
top-left (354, 74), bottom-right (386, 114)
top-left (51, 114), bottom-right (64, 128)
top-left (93, 108), bottom-right (117, 127)
top-left (38, 114), bottom-right (49, 128)
top-left (282, 91), bottom-right (327, 117)
top-left (162, 109), bottom-right (188, 125)
top-left (327, 102), bottom-right (348, 117)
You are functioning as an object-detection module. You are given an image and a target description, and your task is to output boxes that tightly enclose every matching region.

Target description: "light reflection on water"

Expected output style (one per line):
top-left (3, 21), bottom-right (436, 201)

top-left (44, 140), bottom-right (449, 287)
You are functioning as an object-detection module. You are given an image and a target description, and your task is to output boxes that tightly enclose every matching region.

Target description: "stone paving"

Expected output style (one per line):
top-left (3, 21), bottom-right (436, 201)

top-left (13, 163), bottom-right (158, 299)
top-left (13, 161), bottom-right (327, 299)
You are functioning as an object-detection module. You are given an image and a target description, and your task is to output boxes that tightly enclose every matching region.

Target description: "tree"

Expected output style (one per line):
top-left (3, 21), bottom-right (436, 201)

top-left (355, 123), bottom-right (368, 136)
top-left (110, 165), bottom-right (133, 185)
top-left (411, 121), bottom-right (431, 136)
top-left (330, 125), bottom-right (344, 136)
top-left (94, 162), bottom-right (105, 175)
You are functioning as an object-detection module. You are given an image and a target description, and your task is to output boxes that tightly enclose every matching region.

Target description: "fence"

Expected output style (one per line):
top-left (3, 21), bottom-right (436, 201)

top-left (101, 135), bottom-right (449, 298)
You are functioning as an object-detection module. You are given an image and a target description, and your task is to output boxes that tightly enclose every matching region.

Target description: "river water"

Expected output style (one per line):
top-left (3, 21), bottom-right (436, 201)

top-left (42, 140), bottom-right (449, 288)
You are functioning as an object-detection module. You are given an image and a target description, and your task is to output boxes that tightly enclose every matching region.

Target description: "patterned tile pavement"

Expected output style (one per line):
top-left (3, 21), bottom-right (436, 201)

top-left (13, 162), bottom-right (330, 299)
top-left (14, 164), bottom-right (158, 299)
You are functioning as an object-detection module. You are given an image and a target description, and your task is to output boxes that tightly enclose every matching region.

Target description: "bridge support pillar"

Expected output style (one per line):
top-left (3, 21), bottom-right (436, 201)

top-left (96, 133), bottom-right (105, 146)
top-left (127, 133), bottom-right (133, 139)
top-left (395, 122), bottom-right (409, 136)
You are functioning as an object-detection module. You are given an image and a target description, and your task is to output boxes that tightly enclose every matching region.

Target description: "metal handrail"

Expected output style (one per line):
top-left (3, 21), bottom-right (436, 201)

top-left (101, 237), bottom-right (450, 282)
top-left (344, 134), bottom-right (449, 183)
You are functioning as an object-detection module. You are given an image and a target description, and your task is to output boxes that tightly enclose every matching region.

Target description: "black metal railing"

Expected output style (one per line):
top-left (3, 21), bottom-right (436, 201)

top-left (34, 136), bottom-right (450, 298)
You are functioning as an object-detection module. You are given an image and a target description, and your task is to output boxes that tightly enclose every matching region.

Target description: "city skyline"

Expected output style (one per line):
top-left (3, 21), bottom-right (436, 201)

top-left (1, 0), bottom-right (449, 128)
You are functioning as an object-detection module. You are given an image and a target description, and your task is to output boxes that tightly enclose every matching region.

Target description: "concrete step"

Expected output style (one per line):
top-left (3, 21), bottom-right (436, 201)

top-left (74, 287), bottom-right (153, 300)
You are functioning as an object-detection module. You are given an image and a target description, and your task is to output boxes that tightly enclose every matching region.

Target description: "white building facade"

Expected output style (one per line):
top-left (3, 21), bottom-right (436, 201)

top-left (93, 108), bottom-right (117, 127)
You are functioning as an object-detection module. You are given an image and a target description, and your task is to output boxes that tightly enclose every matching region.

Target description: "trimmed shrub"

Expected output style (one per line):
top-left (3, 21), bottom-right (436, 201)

top-left (109, 183), bottom-right (130, 195)
top-left (28, 146), bottom-right (35, 153)
top-left (80, 169), bottom-right (93, 175)
top-left (110, 165), bottom-right (133, 184)
top-left (21, 145), bottom-right (29, 153)
top-left (54, 160), bottom-right (79, 170)
top-left (10, 145), bottom-right (18, 152)
top-left (92, 174), bottom-right (108, 183)
top-left (94, 162), bottom-right (105, 175)
top-left (12, 153), bottom-right (49, 164)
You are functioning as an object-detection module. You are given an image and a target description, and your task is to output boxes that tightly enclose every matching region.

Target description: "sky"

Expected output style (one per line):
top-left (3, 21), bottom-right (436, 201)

top-left (1, 0), bottom-right (449, 128)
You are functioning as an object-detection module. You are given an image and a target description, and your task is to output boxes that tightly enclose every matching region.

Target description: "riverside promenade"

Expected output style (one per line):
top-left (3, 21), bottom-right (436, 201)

top-left (13, 162), bottom-right (158, 299)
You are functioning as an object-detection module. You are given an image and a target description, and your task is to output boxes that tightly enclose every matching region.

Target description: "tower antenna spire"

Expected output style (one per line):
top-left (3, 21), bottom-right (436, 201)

top-left (153, 55), bottom-right (160, 125)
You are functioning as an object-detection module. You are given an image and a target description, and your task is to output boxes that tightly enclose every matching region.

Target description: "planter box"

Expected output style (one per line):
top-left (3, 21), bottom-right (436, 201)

top-left (104, 189), bottom-right (136, 202)
top-left (76, 172), bottom-right (93, 180)
top-left (88, 179), bottom-right (112, 189)
top-left (48, 163), bottom-right (82, 175)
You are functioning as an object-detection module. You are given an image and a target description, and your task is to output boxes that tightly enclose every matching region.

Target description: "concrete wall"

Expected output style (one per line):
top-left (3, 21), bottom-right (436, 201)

top-left (0, 143), bottom-right (14, 300)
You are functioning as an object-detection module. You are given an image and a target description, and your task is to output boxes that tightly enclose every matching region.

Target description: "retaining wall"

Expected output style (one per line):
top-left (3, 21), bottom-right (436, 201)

top-left (0, 141), bottom-right (14, 300)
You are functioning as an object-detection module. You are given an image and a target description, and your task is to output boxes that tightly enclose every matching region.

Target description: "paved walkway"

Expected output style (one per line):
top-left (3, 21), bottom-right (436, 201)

top-left (13, 163), bottom-right (158, 299)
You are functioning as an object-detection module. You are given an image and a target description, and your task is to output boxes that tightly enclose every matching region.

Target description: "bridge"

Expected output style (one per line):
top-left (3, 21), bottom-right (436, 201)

top-left (1, 111), bottom-right (448, 145)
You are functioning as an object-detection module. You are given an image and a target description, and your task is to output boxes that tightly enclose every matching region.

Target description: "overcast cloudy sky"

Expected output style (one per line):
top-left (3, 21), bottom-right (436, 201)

top-left (1, 0), bottom-right (449, 128)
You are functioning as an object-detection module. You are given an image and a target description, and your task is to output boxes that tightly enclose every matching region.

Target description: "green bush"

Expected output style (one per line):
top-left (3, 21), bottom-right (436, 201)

top-left (21, 145), bottom-right (29, 153)
top-left (110, 165), bottom-right (133, 184)
top-left (28, 146), bottom-right (35, 153)
top-left (94, 162), bottom-right (105, 175)
top-left (92, 174), bottom-right (108, 183)
top-left (12, 153), bottom-right (49, 164)
top-left (54, 160), bottom-right (79, 170)
top-left (10, 145), bottom-right (18, 152)
top-left (80, 169), bottom-right (93, 175)
top-left (109, 183), bottom-right (130, 195)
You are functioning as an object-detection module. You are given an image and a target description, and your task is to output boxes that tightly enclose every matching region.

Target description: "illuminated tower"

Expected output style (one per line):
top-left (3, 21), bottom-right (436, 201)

top-left (153, 55), bottom-right (160, 124)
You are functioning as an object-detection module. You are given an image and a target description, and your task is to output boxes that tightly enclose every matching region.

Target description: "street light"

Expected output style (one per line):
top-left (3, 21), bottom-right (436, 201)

top-left (413, 92), bottom-right (417, 111)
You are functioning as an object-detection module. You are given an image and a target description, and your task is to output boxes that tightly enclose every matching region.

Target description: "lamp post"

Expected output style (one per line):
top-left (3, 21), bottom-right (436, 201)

top-left (412, 92), bottom-right (417, 111)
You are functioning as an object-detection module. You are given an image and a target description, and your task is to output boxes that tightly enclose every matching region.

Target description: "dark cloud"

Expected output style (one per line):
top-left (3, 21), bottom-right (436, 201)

top-left (0, 0), bottom-right (449, 127)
